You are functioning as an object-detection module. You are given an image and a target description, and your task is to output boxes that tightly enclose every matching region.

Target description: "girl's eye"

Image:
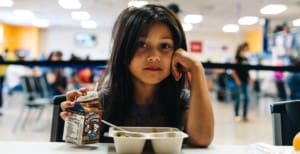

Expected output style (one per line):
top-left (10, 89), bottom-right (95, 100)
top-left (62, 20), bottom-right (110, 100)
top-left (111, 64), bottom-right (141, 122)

top-left (160, 43), bottom-right (173, 51)
top-left (136, 41), bottom-right (147, 49)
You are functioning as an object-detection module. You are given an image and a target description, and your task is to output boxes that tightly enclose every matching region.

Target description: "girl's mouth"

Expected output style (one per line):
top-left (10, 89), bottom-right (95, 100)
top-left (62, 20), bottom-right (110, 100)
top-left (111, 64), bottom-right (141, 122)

top-left (144, 67), bottom-right (162, 71)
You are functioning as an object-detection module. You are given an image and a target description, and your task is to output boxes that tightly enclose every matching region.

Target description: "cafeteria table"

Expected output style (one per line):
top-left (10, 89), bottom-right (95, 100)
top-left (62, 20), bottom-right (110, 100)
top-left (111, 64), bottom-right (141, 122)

top-left (0, 141), bottom-right (294, 154)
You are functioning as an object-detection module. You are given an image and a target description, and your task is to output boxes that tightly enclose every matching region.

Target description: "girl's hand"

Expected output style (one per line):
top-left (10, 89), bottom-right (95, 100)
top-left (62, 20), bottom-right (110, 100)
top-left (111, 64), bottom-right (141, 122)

top-left (171, 48), bottom-right (204, 81)
top-left (59, 88), bottom-right (88, 120)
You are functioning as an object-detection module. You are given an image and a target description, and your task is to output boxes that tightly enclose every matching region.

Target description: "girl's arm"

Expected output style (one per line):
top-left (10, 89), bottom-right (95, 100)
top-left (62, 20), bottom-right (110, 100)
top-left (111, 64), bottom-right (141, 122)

top-left (172, 48), bottom-right (214, 147)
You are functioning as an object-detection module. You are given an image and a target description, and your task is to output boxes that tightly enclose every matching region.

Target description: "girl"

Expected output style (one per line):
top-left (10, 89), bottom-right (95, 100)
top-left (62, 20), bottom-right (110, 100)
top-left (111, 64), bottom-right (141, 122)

top-left (60, 4), bottom-right (214, 147)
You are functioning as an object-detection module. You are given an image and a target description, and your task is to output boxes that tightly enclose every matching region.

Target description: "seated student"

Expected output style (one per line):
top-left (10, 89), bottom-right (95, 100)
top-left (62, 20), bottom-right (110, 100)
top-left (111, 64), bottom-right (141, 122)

top-left (59, 4), bottom-right (214, 147)
top-left (46, 51), bottom-right (67, 96)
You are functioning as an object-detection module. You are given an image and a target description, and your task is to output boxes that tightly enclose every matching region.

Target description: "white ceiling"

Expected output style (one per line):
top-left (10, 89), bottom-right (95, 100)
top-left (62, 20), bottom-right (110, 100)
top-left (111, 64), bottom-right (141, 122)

top-left (0, 0), bottom-right (300, 33)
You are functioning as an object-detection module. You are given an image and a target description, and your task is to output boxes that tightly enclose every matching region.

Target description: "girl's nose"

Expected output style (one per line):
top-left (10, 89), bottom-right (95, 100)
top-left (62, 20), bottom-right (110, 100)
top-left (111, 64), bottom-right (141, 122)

top-left (147, 55), bottom-right (160, 62)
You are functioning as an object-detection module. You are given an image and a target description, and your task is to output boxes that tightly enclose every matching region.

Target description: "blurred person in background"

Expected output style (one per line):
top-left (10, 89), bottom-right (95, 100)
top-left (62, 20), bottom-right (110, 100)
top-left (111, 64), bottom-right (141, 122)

top-left (0, 52), bottom-right (5, 116)
top-left (231, 42), bottom-right (251, 122)
top-left (287, 58), bottom-right (300, 100)
top-left (274, 60), bottom-right (287, 101)
top-left (46, 51), bottom-right (67, 96)
top-left (5, 53), bottom-right (34, 96)
top-left (167, 3), bottom-right (180, 15)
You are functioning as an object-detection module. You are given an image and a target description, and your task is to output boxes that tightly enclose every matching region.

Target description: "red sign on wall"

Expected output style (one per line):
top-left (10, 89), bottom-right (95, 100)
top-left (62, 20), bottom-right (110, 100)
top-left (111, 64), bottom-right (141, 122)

top-left (190, 41), bottom-right (202, 53)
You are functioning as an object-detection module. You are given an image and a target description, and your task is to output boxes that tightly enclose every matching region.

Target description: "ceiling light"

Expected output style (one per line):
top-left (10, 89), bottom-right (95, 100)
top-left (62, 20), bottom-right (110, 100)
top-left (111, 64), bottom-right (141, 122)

top-left (293, 18), bottom-right (300, 27)
top-left (260, 4), bottom-right (287, 15)
top-left (13, 9), bottom-right (35, 19)
top-left (184, 14), bottom-right (203, 24)
top-left (222, 24), bottom-right (240, 33)
top-left (0, 0), bottom-right (13, 7)
top-left (71, 11), bottom-right (90, 20)
top-left (128, 1), bottom-right (148, 7)
top-left (182, 23), bottom-right (192, 31)
top-left (32, 19), bottom-right (50, 28)
top-left (80, 20), bottom-right (97, 29)
top-left (59, 0), bottom-right (81, 10)
top-left (238, 16), bottom-right (258, 25)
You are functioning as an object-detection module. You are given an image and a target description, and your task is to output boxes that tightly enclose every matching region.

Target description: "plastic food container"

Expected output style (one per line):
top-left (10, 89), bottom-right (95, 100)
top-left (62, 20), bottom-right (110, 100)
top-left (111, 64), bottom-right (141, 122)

top-left (108, 127), bottom-right (188, 154)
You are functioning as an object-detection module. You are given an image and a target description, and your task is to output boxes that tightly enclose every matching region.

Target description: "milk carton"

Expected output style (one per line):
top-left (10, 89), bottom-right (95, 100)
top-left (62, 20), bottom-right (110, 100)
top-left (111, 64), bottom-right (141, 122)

top-left (63, 91), bottom-right (103, 145)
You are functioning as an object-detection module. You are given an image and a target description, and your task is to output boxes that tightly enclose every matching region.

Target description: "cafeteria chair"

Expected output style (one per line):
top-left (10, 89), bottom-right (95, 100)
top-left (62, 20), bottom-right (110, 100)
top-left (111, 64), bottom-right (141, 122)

top-left (50, 95), bottom-right (66, 142)
top-left (13, 75), bottom-right (52, 132)
top-left (270, 100), bottom-right (300, 145)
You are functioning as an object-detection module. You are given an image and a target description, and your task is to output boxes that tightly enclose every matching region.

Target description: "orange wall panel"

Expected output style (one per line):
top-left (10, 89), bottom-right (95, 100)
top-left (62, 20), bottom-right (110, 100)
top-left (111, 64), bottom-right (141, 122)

top-left (246, 28), bottom-right (262, 53)
top-left (0, 23), bottom-right (40, 60)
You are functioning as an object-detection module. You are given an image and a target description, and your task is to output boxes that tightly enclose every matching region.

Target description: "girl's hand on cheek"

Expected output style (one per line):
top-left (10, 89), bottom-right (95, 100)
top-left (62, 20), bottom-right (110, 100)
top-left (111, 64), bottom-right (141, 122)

top-left (171, 48), bottom-right (204, 81)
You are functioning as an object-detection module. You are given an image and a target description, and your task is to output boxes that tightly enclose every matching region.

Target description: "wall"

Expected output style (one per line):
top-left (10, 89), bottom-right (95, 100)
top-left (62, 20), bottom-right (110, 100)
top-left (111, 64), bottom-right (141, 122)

top-left (40, 27), bottom-right (112, 60)
top-left (41, 27), bottom-right (245, 62)
top-left (0, 24), bottom-right (3, 51)
top-left (246, 28), bottom-right (263, 53)
top-left (185, 31), bottom-right (245, 63)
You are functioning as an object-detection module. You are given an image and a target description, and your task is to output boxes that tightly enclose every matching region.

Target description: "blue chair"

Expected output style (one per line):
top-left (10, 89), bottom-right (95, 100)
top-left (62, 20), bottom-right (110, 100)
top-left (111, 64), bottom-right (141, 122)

top-left (270, 100), bottom-right (300, 145)
top-left (13, 76), bottom-right (52, 131)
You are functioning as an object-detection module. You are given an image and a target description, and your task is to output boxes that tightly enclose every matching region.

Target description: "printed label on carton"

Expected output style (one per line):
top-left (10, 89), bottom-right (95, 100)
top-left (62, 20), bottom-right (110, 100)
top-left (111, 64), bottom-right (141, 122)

top-left (63, 114), bottom-right (85, 144)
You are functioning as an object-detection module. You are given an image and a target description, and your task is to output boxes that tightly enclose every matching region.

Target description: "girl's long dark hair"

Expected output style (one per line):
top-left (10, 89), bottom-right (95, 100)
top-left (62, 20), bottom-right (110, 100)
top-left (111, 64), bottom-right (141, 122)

top-left (102, 4), bottom-right (188, 126)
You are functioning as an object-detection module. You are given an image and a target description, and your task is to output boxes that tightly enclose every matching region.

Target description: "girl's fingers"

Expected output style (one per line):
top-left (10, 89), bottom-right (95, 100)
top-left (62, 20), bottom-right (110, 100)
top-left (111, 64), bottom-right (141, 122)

top-left (60, 111), bottom-right (73, 120)
top-left (78, 88), bottom-right (88, 95)
top-left (60, 101), bottom-right (75, 111)
top-left (171, 57), bottom-right (178, 81)
top-left (171, 59), bottom-right (182, 81)
top-left (66, 88), bottom-right (88, 101)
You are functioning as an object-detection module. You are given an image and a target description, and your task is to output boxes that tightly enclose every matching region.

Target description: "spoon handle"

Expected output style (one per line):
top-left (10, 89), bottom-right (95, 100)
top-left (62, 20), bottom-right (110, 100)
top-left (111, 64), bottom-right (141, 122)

top-left (101, 120), bottom-right (127, 132)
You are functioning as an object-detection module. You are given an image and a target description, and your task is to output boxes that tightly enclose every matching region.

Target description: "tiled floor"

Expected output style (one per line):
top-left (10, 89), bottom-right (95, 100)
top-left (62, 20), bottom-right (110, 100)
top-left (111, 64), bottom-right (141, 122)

top-left (0, 91), bottom-right (275, 145)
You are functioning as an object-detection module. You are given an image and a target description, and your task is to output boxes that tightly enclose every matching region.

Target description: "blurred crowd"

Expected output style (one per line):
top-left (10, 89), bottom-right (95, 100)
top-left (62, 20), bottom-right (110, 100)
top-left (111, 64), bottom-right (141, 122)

top-left (0, 49), bottom-right (105, 108)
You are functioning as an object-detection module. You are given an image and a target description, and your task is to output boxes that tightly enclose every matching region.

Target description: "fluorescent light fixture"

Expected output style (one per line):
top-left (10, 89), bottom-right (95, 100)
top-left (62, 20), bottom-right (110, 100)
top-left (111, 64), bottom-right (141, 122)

top-left (128, 1), bottom-right (148, 7)
top-left (182, 23), bottom-right (192, 31)
top-left (222, 24), bottom-right (240, 33)
top-left (59, 0), bottom-right (81, 10)
top-left (260, 4), bottom-right (286, 15)
top-left (32, 19), bottom-right (49, 28)
top-left (0, 0), bottom-right (13, 7)
top-left (293, 18), bottom-right (300, 26)
top-left (184, 14), bottom-right (203, 24)
top-left (13, 9), bottom-right (35, 19)
top-left (80, 20), bottom-right (97, 29)
top-left (238, 16), bottom-right (258, 25)
top-left (0, 25), bottom-right (3, 43)
top-left (71, 11), bottom-right (91, 20)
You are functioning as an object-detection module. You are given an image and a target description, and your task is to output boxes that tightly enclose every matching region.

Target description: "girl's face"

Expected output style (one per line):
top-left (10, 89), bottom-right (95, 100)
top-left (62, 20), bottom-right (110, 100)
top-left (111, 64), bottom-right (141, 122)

top-left (129, 22), bottom-right (174, 86)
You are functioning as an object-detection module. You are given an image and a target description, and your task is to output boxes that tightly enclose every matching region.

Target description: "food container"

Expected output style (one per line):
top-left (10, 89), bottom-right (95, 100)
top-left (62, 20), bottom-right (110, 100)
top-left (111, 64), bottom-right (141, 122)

top-left (113, 131), bottom-right (146, 153)
top-left (108, 127), bottom-right (188, 154)
top-left (150, 131), bottom-right (187, 153)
